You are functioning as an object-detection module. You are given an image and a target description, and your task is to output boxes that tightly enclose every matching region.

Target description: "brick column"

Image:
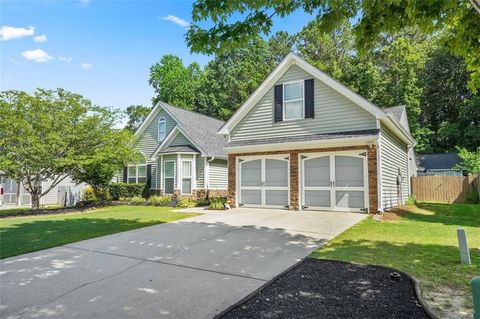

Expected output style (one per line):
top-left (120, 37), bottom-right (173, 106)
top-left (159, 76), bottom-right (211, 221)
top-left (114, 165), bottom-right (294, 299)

top-left (289, 151), bottom-right (299, 210)
top-left (227, 154), bottom-right (237, 207)
top-left (367, 146), bottom-right (378, 213)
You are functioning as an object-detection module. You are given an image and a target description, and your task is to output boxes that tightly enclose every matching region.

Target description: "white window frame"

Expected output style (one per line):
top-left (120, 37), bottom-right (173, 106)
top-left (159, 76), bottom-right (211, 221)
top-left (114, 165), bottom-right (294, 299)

top-left (181, 160), bottom-right (193, 195)
top-left (127, 154), bottom-right (147, 184)
top-left (163, 160), bottom-right (175, 194)
top-left (282, 80), bottom-right (304, 121)
top-left (158, 117), bottom-right (166, 141)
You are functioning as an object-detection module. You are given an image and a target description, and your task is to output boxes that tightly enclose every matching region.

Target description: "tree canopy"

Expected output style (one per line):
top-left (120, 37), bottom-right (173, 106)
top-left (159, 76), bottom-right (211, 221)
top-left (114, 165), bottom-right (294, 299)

top-left (0, 89), bottom-right (137, 208)
top-left (186, 0), bottom-right (480, 92)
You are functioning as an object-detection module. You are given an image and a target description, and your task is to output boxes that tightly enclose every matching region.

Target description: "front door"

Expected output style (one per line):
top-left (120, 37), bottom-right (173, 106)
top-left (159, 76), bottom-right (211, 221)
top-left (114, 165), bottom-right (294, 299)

top-left (238, 156), bottom-right (289, 208)
top-left (301, 151), bottom-right (368, 212)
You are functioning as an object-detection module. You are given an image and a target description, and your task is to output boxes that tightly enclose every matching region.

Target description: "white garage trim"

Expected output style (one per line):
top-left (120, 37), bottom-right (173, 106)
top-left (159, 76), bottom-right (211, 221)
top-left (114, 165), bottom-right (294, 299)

top-left (299, 150), bottom-right (369, 213)
top-left (237, 154), bottom-right (290, 209)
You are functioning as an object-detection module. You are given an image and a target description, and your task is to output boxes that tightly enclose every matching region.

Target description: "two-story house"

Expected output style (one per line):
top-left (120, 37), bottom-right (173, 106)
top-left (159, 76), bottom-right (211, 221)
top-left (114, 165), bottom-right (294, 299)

top-left (219, 53), bottom-right (416, 213)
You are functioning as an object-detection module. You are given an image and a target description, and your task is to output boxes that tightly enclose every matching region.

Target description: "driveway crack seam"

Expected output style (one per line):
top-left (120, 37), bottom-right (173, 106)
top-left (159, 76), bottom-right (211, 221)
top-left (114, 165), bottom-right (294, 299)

top-left (65, 245), bottom-right (268, 282)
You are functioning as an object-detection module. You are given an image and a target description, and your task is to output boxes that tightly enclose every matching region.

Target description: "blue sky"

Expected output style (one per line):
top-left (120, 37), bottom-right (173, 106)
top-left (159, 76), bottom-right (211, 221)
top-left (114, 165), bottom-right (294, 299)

top-left (1, 0), bottom-right (314, 109)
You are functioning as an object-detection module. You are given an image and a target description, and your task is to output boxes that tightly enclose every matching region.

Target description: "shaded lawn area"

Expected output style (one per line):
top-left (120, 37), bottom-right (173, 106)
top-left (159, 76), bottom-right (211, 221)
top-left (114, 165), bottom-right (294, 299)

top-left (311, 203), bottom-right (480, 318)
top-left (0, 205), bottom-right (197, 259)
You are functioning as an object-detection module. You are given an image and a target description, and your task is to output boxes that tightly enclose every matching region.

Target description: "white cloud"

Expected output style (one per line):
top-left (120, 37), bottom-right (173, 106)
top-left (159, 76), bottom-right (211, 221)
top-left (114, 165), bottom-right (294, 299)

top-left (81, 63), bottom-right (93, 70)
top-left (0, 26), bottom-right (35, 41)
top-left (21, 49), bottom-right (53, 63)
top-left (79, 0), bottom-right (91, 6)
top-left (33, 35), bottom-right (47, 42)
top-left (58, 55), bottom-right (72, 62)
top-left (161, 15), bottom-right (190, 28)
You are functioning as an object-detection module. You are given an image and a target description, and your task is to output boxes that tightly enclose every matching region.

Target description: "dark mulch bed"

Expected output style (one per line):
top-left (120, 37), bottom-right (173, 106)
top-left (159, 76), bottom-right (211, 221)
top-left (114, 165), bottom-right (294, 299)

top-left (217, 258), bottom-right (432, 319)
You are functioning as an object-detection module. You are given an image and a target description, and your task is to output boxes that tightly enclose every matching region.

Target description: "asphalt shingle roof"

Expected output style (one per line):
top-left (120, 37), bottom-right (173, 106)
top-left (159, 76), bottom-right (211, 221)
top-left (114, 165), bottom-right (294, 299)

top-left (156, 145), bottom-right (199, 154)
top-left (383, 106), bottom-right (405, 122)
top-left (227, 129), bottom-right (380, 147)
top-left (160, 102), bottom-right (228, 159)
top-left (415, 153), bottom-right (461, 170)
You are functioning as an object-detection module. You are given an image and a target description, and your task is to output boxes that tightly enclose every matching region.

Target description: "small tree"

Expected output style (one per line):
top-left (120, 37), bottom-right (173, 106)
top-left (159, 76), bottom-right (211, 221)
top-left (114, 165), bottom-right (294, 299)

top-left (0, 89), bottom-right (136, 209)
top-left (455, 147), bottom-right (480, 175)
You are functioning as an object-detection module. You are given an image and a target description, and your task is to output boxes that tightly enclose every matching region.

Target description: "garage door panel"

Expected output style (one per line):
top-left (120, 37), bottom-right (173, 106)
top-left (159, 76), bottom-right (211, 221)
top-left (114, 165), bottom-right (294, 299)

top-left (241, 160), bottom-right (262, 187)
top-left (241, 190), bottom-right (262, 205)
top-left (335, 156), bottom-right (364, 187)
top-left (335, 191), bottom-right (364, 209)
top-left (304, 190), bottom-right (331, 208)
top-left (265, 190), bottom-right (288, 206)
top-left (304, 156), bottom-right (330, 187)
top-left (265, 159), bottom-right (288, 187)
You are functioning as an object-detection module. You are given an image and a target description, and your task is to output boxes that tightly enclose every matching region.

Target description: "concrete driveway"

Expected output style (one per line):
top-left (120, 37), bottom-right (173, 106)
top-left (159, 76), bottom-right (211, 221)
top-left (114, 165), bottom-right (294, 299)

top-left (0, 208), bottom-right (366, 319)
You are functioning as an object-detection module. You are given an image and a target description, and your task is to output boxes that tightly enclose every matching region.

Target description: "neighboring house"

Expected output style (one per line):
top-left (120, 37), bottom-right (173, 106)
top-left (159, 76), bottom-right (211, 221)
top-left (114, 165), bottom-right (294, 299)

top-left (219, 53), bottom-right (416, 213)
top-left (125, 102), bottom-right (228, 197)
top-left (416, 153), bottom-right (464, 176)
top-left (0, 171), bottom-right (85, 207)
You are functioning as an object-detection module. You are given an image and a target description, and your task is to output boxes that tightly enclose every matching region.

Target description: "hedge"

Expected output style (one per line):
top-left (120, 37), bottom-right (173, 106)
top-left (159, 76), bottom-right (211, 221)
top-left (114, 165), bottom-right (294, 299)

top-left (108, 183), bottom-right (144, 200)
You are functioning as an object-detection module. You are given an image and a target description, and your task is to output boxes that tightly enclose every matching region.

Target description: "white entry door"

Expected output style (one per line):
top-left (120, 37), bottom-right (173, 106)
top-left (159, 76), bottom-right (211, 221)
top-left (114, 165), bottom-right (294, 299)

top-left (238, 156), bottom-right (289, 208)
top-left (301, 151), bottom-right (368, 212)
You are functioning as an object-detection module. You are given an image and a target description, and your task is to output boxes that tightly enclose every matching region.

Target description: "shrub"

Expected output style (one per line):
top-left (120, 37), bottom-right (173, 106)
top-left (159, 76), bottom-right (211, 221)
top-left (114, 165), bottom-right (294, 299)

top-left (176, 198), bottom-right (197, 208)
top-left (465, 189), bottom-right (479, 204)
top-left (196, 198), bottom-right (210, 207)
top-left (83, 186), bottom-right (98, 203)
top-left (209, 197), bottom-right (227, 210)
top-left (128, 196), bottom-right (146, 205)
top-left (108, 183), bottom-right (144, 200)
top-left (148, 195), bottom-right (173, 206)
top-left (405, 196), bottom-right (416, 205)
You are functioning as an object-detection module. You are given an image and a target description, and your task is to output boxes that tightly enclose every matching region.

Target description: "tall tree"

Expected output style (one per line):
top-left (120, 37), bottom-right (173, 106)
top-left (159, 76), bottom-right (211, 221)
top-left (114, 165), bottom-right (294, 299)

top-left (149, 54), bottom-right (202, 109)
top-left (186, 0), bottom-right (480, 91)
top-left (124, 105), bottom-right (151, 132)
top-left (0, 89), bottom-right (136, 209)
top-left (267, 31), bottom-right (297, 63)
top-left (195, 37), bottom-right (276, 119)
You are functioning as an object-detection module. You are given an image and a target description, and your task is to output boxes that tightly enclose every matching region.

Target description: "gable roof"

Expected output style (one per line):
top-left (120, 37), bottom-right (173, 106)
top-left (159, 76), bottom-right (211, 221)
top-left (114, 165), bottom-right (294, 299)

top-left (416, 153), bottom-right (462, 171)
top-left (133, 101), bottom-right (227, 159)
top-left (218, 53), bottom-right (415, 146)
top-left (383, 105), bottom-right (410, 132)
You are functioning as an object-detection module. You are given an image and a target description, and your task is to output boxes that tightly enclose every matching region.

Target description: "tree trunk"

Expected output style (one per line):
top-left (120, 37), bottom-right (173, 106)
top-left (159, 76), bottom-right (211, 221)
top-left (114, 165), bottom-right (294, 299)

top-left (16, 179), bottom-right (21, 206)
top-left (31, 190), bottom-right (40, 210)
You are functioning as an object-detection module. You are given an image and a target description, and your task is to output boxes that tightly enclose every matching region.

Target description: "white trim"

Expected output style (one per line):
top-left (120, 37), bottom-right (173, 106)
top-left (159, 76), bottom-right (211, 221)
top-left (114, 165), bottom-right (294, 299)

top-left (219, 53), bottom-right (386, 135)
top-left (192, 155), bottom-right (197, 189)
top-left (163, 160), bottom-right (175, 194)
top-left (282, 80), bottom-right (305, 121)
top-left (237, 154), bottom-right (290, 209)
top-left (160, 155), bottom-right (164, 189)
top-left (180, 159), bottom-right (193, 195)
top-left (204, 157), bottom-right (210, 189)
top-left (376, 133), bottom-right (384, 212)
top-left (226, 136), bottom-right (377, 154)
top-left (150, 126), bottom-right (206, 160)
top-left (299, 150), bottom-right (369, 213)
top-left (158, 117), bottom-right (166, 142)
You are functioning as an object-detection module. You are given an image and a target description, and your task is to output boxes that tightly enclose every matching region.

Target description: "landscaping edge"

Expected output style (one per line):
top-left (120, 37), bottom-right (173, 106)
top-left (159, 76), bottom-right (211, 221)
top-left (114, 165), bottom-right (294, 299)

top-left (213, 257), bottom-right (438, 319)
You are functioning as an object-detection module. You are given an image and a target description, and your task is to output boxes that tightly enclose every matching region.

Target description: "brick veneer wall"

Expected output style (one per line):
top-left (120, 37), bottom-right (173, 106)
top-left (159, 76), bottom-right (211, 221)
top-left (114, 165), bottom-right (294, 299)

top-left (227, 145), bottom-right (378, 214)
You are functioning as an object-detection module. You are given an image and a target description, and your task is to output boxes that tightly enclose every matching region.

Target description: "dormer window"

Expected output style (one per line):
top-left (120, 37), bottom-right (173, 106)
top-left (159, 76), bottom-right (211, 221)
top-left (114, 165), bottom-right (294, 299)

top-left (158, 117), bottom-right (166, 141)
top-left (283, 81), bottom-right (304, 120)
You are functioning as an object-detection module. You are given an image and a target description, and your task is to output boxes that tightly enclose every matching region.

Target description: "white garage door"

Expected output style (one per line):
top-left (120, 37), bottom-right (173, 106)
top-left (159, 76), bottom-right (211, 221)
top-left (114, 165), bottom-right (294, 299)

top-left (238, 155), bottom-right (289, 208)
top-left (301, 151), bottom-right (368, 212)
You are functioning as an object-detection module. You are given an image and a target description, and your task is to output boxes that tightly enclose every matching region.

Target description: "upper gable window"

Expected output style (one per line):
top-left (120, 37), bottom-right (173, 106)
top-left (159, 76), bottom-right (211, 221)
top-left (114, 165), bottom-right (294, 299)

top-left (283, 81), bottom-right (304, 120)
top-left (158, 117), bottom-right (166, 141)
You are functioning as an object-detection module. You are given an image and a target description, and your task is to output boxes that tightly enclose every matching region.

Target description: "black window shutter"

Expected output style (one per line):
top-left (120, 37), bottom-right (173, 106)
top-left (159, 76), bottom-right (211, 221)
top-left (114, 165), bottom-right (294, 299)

top-left (123, 166), bottom-right (128, 183)
top-left (146, 164), bottom-right (152, 189)
top-left (274, 84), bottom-right (283, 122)
top-left (305, 79), bottom-right (314, 118)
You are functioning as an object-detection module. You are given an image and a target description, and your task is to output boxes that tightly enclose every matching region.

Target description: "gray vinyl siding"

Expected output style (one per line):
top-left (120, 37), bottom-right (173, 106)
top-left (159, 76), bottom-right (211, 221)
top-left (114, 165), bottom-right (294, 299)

top-left (170, 132), bottom-right (193, 147)
top-left (41, 177), bottom-right (85, 206)
top-left (196, 155), bottom-right (205, 188)
top-left (380, 126), bottom-right (409, 210)
top-left (134, 109), bottom-right (176, 157)
top-left (208, 159), bottom-right (228, 189)
top-left (149, 161), bottom-right (158, 189)
top-left (230, 65), bottom-right (377, 141)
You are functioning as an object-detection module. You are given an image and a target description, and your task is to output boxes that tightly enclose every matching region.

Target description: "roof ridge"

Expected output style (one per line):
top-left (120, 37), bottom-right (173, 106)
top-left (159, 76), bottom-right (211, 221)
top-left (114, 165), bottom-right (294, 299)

top-left (161, 102), bottom-right (225, 124)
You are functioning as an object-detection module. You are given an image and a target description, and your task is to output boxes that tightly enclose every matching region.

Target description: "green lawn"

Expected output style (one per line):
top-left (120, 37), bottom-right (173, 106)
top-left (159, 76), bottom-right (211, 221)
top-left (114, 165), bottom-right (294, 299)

top-left (312, 203), bottom-right (480, 317)
top-left (0, 205), bottom-right (197, 259)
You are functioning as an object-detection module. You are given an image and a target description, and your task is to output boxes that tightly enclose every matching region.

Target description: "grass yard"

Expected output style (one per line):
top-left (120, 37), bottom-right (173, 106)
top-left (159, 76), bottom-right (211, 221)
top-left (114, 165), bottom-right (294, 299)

top-left (311, 203), bottom-right (480, 319)
top-left (0, 205), bottom-right (197, 259)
